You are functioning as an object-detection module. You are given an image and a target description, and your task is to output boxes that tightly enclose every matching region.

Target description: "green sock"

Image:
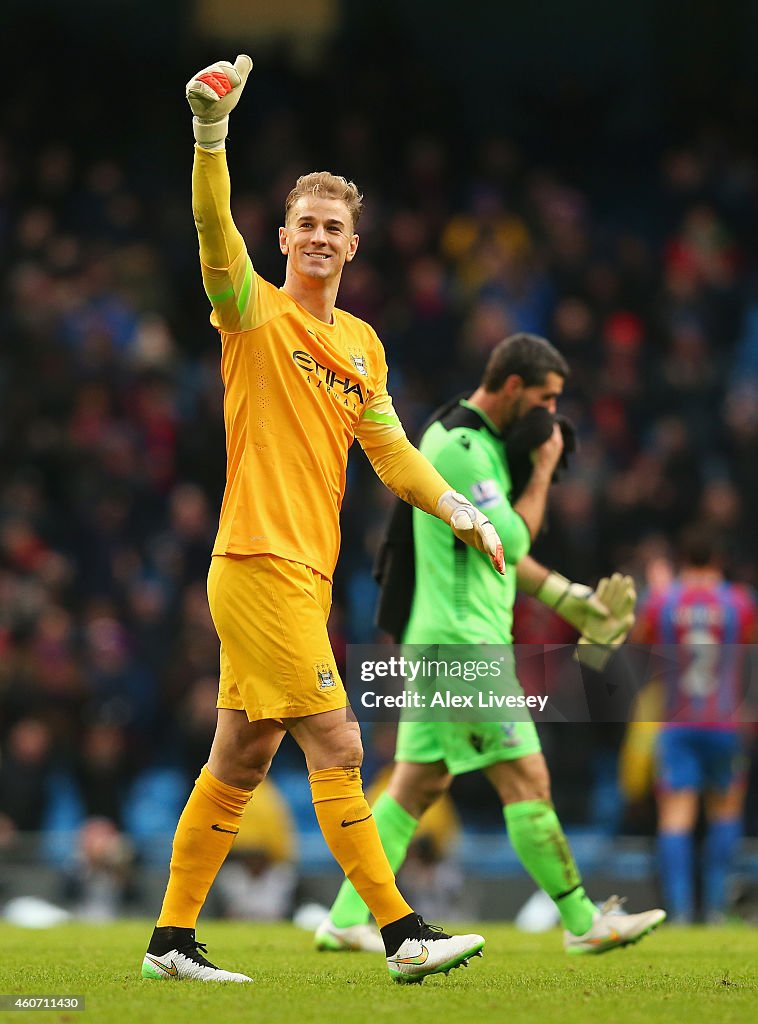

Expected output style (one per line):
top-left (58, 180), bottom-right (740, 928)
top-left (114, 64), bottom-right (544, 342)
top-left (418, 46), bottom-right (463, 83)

top-left (504, 799), bottom-right (596, 936)
top-left (330, 791), bottom-right (419, 928)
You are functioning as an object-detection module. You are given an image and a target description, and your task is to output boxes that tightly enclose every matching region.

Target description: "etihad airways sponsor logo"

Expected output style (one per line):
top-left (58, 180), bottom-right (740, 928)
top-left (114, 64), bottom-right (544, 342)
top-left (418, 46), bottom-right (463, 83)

top-left (292, 350), bottom-right (366, 405)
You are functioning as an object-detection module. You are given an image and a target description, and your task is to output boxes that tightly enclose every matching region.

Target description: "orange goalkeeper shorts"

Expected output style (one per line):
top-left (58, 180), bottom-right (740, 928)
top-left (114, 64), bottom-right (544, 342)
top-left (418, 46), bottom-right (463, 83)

top-left (207, 553), bottom-right (348, 721)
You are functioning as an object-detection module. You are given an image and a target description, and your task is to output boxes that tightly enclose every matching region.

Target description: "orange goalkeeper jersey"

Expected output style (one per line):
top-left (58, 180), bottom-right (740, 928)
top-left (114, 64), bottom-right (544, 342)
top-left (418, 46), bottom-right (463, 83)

top-left (195, 150), bottom-right (405, 581)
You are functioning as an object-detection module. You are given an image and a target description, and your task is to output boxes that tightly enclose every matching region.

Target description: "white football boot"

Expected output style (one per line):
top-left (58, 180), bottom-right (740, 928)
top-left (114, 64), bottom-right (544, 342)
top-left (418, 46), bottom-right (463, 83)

top-left (141, 926), bottom-right (252, 982)
top-left (386, 917), bottom-right (484, 983)
top-left (564, 896), bottom-right (666, 955)
top-left (314, 916), bottom-right (385, 953)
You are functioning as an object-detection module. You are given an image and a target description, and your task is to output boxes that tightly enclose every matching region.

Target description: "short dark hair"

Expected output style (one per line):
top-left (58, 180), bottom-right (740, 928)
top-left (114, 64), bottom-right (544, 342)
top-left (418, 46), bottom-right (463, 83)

top-left (679, 524), bottom-right (723, 568)
top-left (481, 333), bottom-right (569, 392)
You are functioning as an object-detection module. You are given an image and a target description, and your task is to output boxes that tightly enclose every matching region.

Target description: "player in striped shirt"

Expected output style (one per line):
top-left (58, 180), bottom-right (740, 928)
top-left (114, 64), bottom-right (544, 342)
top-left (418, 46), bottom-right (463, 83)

top-left (638, 527), bottom-right (756, 923)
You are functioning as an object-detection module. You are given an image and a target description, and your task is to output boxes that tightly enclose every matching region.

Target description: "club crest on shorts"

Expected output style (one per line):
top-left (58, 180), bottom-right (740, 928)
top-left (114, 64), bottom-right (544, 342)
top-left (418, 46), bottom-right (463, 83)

top-left (349, 352), bottom-right (368, 376)
top-left (500, 723), bottom-right (519, 746)
top-left (315, 663), bottom-right (336, 690)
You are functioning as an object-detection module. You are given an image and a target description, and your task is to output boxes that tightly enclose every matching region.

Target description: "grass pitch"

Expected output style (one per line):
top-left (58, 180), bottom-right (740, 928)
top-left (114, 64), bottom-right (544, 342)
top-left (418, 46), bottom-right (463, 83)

top-left (2, 920), bottom-right (756, 1024)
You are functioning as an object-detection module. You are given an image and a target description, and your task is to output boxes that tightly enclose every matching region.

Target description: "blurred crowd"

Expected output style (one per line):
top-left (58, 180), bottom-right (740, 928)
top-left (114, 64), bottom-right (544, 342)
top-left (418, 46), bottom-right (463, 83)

top-left (2, 38), bottom-right (758, 902)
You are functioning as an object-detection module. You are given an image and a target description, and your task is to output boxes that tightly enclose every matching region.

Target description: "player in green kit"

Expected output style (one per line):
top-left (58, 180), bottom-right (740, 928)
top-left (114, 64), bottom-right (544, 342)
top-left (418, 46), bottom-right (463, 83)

top-left (317, 333), bottom-right (666, 955)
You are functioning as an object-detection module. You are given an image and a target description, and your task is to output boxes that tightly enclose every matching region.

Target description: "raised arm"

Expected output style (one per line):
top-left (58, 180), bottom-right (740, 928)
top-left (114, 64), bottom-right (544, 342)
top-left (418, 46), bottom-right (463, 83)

top-left (510, 423), bottom-right (563, 539)
top-left (186, 56), bottom-right (256, 331)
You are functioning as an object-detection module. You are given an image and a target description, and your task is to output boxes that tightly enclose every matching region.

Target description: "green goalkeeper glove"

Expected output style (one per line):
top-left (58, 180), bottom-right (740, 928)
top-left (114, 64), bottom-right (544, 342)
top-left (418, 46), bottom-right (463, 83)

top-left (574, 572), bottom-right (636, 671)
top-left (186, 54), bottom-right (253, 149)
top-left (436, 490), bottom-right (505, 575)
top-left (536, 571), bottom-right (610, 632)
top-left (537, 570), bottom-right (636, 670)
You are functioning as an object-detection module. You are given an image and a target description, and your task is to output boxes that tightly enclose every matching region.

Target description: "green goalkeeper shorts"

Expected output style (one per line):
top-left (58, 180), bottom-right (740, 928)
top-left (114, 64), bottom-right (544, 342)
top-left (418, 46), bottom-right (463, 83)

top-left (394, 717), bottom-right (542, 775)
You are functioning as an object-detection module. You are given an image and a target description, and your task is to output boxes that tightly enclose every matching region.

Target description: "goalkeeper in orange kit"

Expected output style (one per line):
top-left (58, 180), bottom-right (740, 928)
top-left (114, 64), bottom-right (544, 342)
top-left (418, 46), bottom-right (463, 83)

top-left (140, 55), bottom-right (506, 985)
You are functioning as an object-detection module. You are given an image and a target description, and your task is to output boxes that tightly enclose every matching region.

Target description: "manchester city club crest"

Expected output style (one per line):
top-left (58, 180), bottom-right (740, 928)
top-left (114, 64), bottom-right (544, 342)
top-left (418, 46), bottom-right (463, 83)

top-left (350, 352), bottom-right (368, 376)
top-left (316, 663), bottom-right (336, 690)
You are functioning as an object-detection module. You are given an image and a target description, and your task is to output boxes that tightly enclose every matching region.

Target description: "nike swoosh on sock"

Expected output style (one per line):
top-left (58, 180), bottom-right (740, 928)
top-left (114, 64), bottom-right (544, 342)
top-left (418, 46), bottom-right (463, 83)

top-left (341, 814), bottom-right (372, 828)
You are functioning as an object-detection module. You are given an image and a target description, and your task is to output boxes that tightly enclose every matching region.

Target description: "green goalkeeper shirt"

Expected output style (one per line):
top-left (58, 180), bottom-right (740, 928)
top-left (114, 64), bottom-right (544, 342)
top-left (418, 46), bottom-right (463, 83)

top-left (403, 399), bottom-right (532, 646)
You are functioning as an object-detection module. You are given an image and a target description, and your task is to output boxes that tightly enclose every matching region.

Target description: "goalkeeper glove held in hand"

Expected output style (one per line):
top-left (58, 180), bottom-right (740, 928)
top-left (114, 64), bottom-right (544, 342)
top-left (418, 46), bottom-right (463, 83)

top-left (186, 54), bottom-right (253, 149)
top-left (537, 570), bottom-right (636, 671)
top-left (536, 571), bottom-right (609, 632)
top-left (574, 572), bottom-right (636, 671)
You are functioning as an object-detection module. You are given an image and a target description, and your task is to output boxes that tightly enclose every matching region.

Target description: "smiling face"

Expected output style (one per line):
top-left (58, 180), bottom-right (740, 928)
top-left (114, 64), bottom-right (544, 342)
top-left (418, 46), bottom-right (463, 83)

top-left (279, 196), bottom-right (359, 283)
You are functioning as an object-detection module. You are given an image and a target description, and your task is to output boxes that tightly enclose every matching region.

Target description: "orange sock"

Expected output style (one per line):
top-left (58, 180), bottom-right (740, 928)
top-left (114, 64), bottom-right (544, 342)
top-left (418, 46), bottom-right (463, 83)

top-left (309, 766), bottom-right (413, 928)
top-left (157, 764), bottom-right (252, 928)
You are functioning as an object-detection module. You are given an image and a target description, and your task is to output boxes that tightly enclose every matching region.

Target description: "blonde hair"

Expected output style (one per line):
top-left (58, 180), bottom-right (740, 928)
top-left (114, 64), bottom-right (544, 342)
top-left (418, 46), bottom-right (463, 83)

top-left (284, 171), bottom-right (364, 230)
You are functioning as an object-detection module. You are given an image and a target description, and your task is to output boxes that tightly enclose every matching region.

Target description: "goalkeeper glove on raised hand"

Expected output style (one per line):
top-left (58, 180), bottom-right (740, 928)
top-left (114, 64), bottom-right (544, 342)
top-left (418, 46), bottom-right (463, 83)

top-left (186, 54), bottom-right (253, 149)
top-left (436, 490), bottom-right (505, 575)
top-left (575, 572), bottom-right (636, 671)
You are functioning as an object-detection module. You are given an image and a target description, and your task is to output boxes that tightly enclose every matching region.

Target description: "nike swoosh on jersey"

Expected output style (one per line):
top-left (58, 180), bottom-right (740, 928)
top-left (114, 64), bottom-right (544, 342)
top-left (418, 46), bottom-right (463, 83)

top-left (211, 824), bottom-right (239, 834)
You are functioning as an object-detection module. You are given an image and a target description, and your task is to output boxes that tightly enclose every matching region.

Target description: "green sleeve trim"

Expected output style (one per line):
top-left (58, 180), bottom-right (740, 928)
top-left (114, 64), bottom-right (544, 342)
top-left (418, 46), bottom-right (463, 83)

top-left (236, 257), bottom-right (253, 317)
top-left (206, 284), bottom-right (235, 303)
top-left (362, 408), bottom-right (401, 426)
